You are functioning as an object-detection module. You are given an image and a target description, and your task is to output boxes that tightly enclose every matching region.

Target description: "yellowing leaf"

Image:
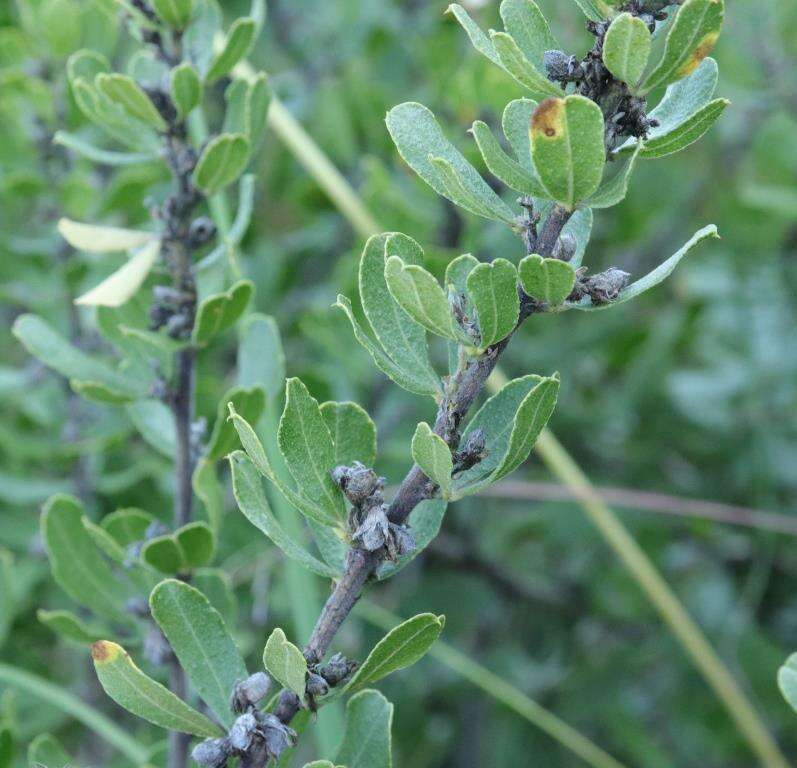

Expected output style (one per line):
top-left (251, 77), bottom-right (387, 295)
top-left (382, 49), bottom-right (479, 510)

top-left (57, 218), bottom-right (152, 252)
top-left (75, 240), bottom-right (160, 308)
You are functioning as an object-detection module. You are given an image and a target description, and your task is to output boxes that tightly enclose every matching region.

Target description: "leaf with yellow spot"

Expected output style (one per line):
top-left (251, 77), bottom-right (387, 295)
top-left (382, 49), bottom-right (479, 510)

top-left (530, 95), bottom-right (605, 210)
top-left (91, 641), bottom-right (222, 737)
top-left (641, 0), bottom-right (724, 94)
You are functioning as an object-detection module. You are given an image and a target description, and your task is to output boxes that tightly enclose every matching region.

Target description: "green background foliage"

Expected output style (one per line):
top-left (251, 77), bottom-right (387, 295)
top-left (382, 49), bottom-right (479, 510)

top-left (0, 0), bottom-right (795, 766)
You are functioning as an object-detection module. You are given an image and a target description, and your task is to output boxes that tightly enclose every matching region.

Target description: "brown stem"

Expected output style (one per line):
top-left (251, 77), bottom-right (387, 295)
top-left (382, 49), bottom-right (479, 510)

top-left (173, 346), bottom-right (196, 529)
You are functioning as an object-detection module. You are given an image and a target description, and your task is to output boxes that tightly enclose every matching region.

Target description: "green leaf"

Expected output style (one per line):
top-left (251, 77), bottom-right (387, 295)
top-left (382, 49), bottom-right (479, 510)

top-left (75, 240), bottom-right (160, 308)
top-left (358, 233), bottom-right (441, 396)
top-left (471, 120), bottom-right (547, 198)
top-left (228, 406), bottom-right (342, 528)
top-left (778, 653), bottom-right (797, 713)
top-left (101, 508), bottom-right (154, 546)
top-left (57, 218), bottom-right (152, 252)
top-left (335, 690), bottom-right (393, 768)
top-left (151, 0), bottom-right (195, 28)
top-left (278, 378), bottom-right (346, 524)
top-left (150, 579), bottom-right (246, 728)
top-left (263, 627), bottom-right (307, 698)
top-left (582, 143), bottom-right (641, 208)
top-left (385, 102), bottom-right (516, 223)
top-left (245, 72), bottom-right (271, 148)
top-left (170, 62), bottom-right (202, 118)
top-left (303, 762), bottom-right (344, 768)
top-left (228, 452), bottom-right (341, 578)
top-left (140, 535), bottom-right (184, 575)
top-left (499, 0), bottom-right (559, 69)
top-left (67, 49), bottom-right (109, 83)
top-left (602, 12), bottom-right (651, 88)
top-left (641, 98), bottom-right (728, 159)
top-left (454, 375), bottom-right (560, 496)
top-left (634, 57), bottom-right (727, 158)
top-left (237, 313), bottom-right (285, 402)
top-left (205, 385), bottom-right (266, 461)
top-left (53, 131), bottom-right (158, 166)
top-left (193, 567), bottom-right (237, 628)
top-left (569, 0), bottom-right (614, 20)
top-left (175, 522), bottom-right (215, 568)
top-left (465, 258), bottom-right (519, 348)
top-left (82, 517), bottom-right (128, 564)
top-left (41, 495), bottom-right (133, 622)
top-left (447, 4), bottom-right (502, 67)
top-left (335, 295), bottom-right (440, 398)
top-left (27, 733), bottom-right (71, 768)
top-left (320, 401), bottom-right (377, 467)
top-left (192, 133), bottom-right (251, 195)
top-left (569, 224), bottom-right (719, 310)
top-left (411, 423), bottom-right (453, 497)
top-left (192, 279), bottom-right (254, 346)
top-left (347, 614), bottom-right (444, 693)
top-left (95, 74), bottom-right (167, 131)
top-left (127, 399), bottom-right (176, 458)
top-left (206, 17), bottom-right (257, 83)
top-left (518, 254), bottom-right (576, 306)
top-left (641, 0), bottom-right (724, 94)
top-left (91, 640), bottom-right (221, 737)
top-left (530, 95), bottom-right (606, 209)
top-left (490, 31), bottom-right (564, 100)
top-left (193, 458), bottom-right (224, 534)
top-left (37, 609), bottom-right (105, 644)
top-left (384, 256), bottom-right (455, 340)
top-left (185, 0), bottom-right (222, 75)
top-left (502, 98), bottom-right (538, 174)
top-left (13, 314), bottom-right (149, 403)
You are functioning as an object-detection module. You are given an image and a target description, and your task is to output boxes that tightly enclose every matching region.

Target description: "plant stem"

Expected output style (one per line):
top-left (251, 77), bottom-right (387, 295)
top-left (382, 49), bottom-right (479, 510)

top-left (168, 663), bottom-right (190, 768)
top-left (173, 346), bottom-right (196, 529)
top-left (357, 601), bottom-right (627, 768)
top-left (0, 663), bottom-right (149, 765)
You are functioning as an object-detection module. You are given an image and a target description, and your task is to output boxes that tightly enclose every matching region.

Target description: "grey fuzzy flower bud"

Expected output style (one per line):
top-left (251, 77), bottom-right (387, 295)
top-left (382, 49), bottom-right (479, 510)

top-left (585, 267), bottom-right (630, 304)
top-left (331, 462), bottom-right (383, 505)
top-left (230, 672), bottom-right (271, 713)
top-left (192, 737), bottom-right (230, 768)
top-left (189, 216), bottom-right (217, 247)
top-left (319, 653), bottom-right (358, 686)
top-left (306, 671), bottom-right (329, 698)
top-left (229, 712), bottom-right (258, 752)
top-left (259, 713), bottom-right (297, 759)
top-left (544, 50), bottom-right (581, 82)
top-left (352, 505), bottom-right (390, 552)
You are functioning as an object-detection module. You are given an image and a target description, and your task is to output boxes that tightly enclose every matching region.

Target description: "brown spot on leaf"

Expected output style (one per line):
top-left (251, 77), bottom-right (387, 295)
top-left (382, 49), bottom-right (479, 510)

top-left (531, 98), bottom-right (565, 140)
top-left (677, 32), bottom-right (719, 77)
top-left (91, 641), bottom-right (110, 661)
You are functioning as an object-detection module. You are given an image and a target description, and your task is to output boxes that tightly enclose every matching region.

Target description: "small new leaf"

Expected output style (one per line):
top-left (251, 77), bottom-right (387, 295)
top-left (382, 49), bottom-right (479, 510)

top-left (384, 256), bottom-right (455, 340)
top-left (91, 640), bottom-right (221, 737)
top-left (192, 133), bottom-right (251, 195)
top-left (465, 258), bottom-right (519, 348)
top-left (602, 12), bottom-right (651, 88)
top-left (264, 628), bottom-right (307, 698)
top-left (95, 74), bottom-right (167, 131)
top-left (411, 423), bottom-right (453, 497)
top-left (206, 18), bottom-right (257, 83)
top-left (151, 0), bottom-right (195, 29)
top-left (170, 63), bottom-right (202, 118)
top-left (518, 254), bottom-right (576, 306)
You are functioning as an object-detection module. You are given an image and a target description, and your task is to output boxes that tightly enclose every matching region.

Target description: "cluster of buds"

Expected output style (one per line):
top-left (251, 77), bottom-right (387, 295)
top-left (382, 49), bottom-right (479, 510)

top-left (331, 462), bottom-right (415, 561)
top-left (148, 284), bottom-right (196, 339)
top-left (192, 673), bottom-right (297, 768)
top-left (569, 267), bottom-right (631, 305)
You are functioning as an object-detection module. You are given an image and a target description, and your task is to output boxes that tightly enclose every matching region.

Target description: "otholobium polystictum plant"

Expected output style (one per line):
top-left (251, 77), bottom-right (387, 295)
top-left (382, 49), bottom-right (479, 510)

top-left (14, 0), bottom-right (726, 766)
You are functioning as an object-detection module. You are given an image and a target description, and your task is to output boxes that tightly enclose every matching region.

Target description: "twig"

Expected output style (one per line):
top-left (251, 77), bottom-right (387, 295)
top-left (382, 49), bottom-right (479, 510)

top-left (483, 480), bottom-right (797, 537)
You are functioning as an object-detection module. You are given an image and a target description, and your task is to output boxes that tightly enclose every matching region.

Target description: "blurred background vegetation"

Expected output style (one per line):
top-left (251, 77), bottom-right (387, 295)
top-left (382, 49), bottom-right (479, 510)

top-left (0, 0), bottom-right (795, 766)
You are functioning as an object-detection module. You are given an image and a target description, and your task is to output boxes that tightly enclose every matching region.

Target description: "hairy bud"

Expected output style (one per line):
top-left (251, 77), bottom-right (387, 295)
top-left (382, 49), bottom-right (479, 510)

top-left (552, 233), bottom-right (577, 263)
top-left (585, 268), bottom-right (631, 304)
top-left (229, 712), bottom-right (258, 752)
top-left (192, 737), bottom-right (230, 768)
top-left (318, 653), bottom-right (358, 686)
top-left (306, 671), bottom-right (329, 698)
top-left (331, 462), bottom-right (384, 505)
top-left (544, 49), bottom-right (582, 83)
top-left (189, 216), bottom-right (217, 247)
top-left (259, 713), bottom-right (297, 759)
top-left (230, 672), bottom-right (271, 714)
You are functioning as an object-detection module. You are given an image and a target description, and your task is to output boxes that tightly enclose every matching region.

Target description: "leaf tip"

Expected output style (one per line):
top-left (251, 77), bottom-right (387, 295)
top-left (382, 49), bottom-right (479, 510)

top-left (90, 640), bottom-right (118, 664)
